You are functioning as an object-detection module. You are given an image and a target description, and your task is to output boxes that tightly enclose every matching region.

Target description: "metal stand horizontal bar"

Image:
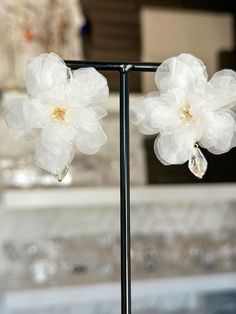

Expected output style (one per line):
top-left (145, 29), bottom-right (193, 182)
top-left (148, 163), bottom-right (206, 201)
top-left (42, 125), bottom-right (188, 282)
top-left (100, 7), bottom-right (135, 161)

top-left (65, 60), bottom-right (160, 72)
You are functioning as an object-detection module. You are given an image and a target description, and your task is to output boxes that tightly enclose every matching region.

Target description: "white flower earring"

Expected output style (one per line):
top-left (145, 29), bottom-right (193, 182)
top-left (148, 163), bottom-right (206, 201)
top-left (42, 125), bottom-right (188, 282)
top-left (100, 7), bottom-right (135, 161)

top-left (3, 53), bottom-right (109, 181)
top-left (131, 53), bottom-right (236, 178)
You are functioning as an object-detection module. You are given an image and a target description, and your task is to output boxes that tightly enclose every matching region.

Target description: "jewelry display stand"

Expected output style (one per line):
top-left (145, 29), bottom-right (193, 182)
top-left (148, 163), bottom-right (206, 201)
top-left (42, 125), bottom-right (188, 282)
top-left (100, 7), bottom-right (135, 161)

top-left (65, 60), bottom-right (160, 314)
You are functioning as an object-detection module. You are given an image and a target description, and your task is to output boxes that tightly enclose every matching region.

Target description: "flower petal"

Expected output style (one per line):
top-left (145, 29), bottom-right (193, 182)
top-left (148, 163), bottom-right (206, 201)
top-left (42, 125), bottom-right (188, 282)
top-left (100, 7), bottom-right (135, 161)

top-left (155, 53), bottom-right (208, 92)
top-left (35, 136), bottom-right (74, 174)
top-left (130, 96), bottom-right (162, 135)
top-left (151, 88), bottom-right (187, 131)
top-left (37, 83), bottom-right (67, 105)
top-left (200, 110), bottom-right (236, 154)
top-left (25, 53), bottom-right (68, 97)
top-left (160, 88), bottom-right (186, 110)
top-left (40, 123), bottom-right (77, 147)
top-left (154, 127), bottom-right (198, 165)
top-left (208, 70), bottom-right (236, 109)
top-left (70, 108), bottom-right (107, 154)
top-left (74, 123), bottom-right (107, 154)
top-left (151, 104), bottom-right (181, 132)
top-left (91, 105), bottom-right (108, 119)
top-left (23, 98), bottom-right (49, 129)
top-left (68, 106), bottom-right (107, 154)
top-left (3, 99), bottom-right (30, 139)
top-left (70, 107), bottom-right (100, 131)
top-left (66, 67), bottom-right (109, 105)
top-left (131, 89), bottom-right (189, 134)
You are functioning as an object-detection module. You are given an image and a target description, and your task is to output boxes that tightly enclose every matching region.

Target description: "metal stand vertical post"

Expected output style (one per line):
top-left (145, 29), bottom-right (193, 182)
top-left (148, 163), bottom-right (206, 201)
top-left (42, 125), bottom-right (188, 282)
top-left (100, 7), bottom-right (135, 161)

top-left (120, 65), bottom-right (131, 314)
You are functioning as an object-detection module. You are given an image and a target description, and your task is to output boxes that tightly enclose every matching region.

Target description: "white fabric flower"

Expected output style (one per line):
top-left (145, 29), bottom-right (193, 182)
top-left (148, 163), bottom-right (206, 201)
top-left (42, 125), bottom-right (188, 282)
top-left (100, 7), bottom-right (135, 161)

top-left (3, 53), bottom-right (109, 178)
top-left (131, 53), bottom-right (236, 177)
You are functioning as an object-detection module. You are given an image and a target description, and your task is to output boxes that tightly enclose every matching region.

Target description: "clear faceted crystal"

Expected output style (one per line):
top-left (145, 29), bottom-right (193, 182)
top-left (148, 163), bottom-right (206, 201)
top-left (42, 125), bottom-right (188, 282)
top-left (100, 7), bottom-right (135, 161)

top-left (188, 146), bottom-right (207, 179)
top-left (54, 166), bottom-right (69, 182)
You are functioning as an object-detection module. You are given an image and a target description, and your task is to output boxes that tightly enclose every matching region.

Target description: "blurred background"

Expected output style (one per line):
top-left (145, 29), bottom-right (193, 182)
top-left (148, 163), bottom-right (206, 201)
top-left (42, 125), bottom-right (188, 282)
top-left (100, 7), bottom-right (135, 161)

top-left (1, 0), bottom-right (236, 313)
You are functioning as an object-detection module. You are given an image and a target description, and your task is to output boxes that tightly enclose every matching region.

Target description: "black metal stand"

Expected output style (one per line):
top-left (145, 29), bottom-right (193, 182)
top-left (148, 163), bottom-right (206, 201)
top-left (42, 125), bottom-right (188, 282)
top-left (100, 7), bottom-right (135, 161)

top-left (65, 60), bottom-right (160, 314)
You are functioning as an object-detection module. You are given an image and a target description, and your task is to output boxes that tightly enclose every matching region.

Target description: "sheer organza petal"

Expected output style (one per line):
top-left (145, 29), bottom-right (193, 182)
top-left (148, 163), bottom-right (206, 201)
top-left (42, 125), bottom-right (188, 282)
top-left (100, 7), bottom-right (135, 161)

top-left (149, 88), bottom-right (186, 131)
top-left (186, 85), bottom-right (212, 114)
top-left (154, 127), bottom-right (197, 165)
top-left (210, 69), bottom-right (236, 90)
top-left (37, 83), bottom-right (67, 105)
top-left (208, 70), bottom-right (236, 109)
top-left (160, 88), bottom-right (186, 110)
top-left (155, 53), bottom-right (208, 92)
top-left (25, 53), bottom-right (68, 97)
top-left (74, 123), bottom-right (107, 154)
top-left (3, 99), bottom-right (30, 139)
top-left (130, 96), bottom-right (162, 135)
top-left (151, 105), bottom-right (181, 132)
top-left (200, 110), bottom-right (236, 154)
top-left (35, 136), bottom-right (75, 174)
top-left (70, 107), bottom-right (101, 132)
top-left (66, 67), bottom-right (109, 105)
top-left (91, 105), bottom-right (108, 119)
top-left (23, 98), bottom-right (49, 129)
top-left (40, 123), bottom-right (77, 148)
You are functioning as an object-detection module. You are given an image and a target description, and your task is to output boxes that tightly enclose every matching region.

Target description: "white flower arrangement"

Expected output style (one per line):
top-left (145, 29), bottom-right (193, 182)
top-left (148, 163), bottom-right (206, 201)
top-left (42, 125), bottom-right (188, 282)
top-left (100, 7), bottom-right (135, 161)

top-left (131, 53), bottom-right (236, 178)
top-left (3, 53), bottom-right (109, 181)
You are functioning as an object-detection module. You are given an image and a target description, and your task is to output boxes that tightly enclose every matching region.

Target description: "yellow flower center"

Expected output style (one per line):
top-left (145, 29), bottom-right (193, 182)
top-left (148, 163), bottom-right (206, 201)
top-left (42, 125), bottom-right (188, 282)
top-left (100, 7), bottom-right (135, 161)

top-left (180, 104), bottom-right (192, 123)
top-left (52, 107), bottom-right (66, 122)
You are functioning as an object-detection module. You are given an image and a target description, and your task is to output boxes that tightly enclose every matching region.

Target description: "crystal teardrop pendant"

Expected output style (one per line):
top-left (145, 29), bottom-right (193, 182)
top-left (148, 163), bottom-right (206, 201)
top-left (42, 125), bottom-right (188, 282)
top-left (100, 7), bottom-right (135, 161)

top-left (54, 166), bottom-right (69, 182)
top-left (188, 145), bottom-right (207, 179)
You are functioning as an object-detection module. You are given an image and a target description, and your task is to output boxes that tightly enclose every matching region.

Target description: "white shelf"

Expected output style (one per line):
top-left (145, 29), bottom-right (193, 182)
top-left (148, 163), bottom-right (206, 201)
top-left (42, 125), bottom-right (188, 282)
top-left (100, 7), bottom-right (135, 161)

top-left (1, 183), bottom-right (236, 211)
top-left (4, 273), bottom-right (236, 312)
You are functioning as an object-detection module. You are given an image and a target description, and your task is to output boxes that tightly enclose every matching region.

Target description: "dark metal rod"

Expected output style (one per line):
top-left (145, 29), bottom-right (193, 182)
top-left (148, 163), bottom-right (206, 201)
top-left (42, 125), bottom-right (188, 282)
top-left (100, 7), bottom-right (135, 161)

top-left (120, 66), bottom-right (131, 314)
top-left (65, 60), bottom-right (160, 72)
